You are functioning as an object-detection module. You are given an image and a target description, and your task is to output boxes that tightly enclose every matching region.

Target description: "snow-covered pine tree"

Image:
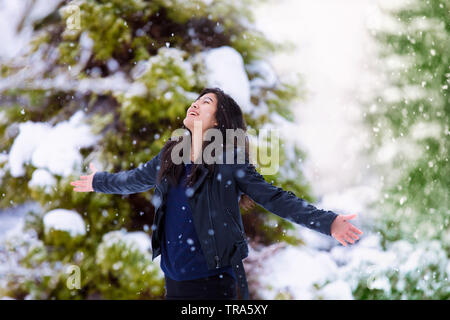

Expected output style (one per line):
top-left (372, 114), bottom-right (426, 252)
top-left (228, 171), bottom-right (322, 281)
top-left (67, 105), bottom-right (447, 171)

top-left (363, 0), bottom-right (449, 249)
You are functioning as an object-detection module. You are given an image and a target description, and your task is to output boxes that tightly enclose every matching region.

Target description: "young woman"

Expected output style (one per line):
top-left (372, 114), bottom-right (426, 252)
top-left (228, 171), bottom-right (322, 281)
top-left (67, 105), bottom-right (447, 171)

top-left (70, 87), bottom-right (363, 300)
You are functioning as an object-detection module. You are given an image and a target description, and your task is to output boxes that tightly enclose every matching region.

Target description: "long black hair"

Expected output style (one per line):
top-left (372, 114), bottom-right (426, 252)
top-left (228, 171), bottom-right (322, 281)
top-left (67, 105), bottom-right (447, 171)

top-left (156, 87), bottom-right (255, 210)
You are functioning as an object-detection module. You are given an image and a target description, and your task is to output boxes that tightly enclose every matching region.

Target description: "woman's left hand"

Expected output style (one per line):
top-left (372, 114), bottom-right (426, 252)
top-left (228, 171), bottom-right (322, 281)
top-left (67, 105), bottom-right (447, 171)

top-left (330, 213), bottom-right (363, 246)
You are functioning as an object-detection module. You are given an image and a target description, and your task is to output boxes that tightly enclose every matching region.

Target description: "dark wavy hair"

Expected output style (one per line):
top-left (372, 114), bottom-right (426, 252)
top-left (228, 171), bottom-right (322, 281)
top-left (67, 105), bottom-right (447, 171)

top-left (156, 87), bottom-right (255, 211)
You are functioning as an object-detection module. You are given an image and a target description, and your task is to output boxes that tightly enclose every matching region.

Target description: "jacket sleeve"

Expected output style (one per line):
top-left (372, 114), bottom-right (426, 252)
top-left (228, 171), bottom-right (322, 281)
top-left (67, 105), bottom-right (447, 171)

top-left (92, 150), bottom-right (162, 195)
top-left (232, 159), bottom-right (339, 236)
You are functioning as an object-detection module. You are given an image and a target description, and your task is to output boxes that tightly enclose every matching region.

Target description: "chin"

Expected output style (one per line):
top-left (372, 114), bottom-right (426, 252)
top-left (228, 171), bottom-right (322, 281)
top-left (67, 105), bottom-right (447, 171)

top-left (183, 118), bottom-right (192, 130)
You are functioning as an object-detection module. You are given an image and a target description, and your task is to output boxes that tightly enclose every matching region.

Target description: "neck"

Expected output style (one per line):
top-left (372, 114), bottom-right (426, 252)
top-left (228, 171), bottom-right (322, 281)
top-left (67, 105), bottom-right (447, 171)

top-left (191, 131), bottom-right (203, 163)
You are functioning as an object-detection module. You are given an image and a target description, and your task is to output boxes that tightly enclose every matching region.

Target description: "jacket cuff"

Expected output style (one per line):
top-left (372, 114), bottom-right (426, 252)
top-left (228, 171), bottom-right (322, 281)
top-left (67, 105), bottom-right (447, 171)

top-left (323, 211), bottom-right (339, 236)
top-left (92, 171), bottom-right (106, 192)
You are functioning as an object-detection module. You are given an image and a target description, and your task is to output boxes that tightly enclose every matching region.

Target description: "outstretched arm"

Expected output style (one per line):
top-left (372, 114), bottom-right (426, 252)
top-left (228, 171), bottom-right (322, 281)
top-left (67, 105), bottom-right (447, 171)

top-left (232, 160), bottom-right (363, 244)
top-left (91, 150), bottom-right (163, 195)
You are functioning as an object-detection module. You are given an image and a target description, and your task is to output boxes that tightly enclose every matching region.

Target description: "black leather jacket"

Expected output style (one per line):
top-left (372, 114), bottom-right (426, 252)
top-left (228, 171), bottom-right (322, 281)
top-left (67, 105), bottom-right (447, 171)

top-left (92, 148), bottom-right (339, 300)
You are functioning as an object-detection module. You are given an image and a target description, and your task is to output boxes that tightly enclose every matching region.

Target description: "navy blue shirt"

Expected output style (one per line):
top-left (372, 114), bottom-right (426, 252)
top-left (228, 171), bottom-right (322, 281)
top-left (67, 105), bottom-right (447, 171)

top-left (160, 163), bottom-right (236, 281)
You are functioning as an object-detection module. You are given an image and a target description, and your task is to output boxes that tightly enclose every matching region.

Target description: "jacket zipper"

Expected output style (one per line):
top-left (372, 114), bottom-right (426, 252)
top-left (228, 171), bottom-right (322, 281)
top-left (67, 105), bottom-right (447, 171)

top-left (206, 180), bottom-right (220, 269)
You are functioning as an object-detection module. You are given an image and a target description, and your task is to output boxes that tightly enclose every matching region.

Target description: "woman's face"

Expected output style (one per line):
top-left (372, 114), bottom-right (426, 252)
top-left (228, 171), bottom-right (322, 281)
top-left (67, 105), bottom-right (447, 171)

top-left (183, 92), bottom-right (218, 133)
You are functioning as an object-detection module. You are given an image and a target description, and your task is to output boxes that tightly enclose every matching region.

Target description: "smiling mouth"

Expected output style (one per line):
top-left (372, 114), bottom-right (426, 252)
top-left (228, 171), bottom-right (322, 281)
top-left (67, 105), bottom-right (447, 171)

top-left (188, 111), bottom-right (199, 116)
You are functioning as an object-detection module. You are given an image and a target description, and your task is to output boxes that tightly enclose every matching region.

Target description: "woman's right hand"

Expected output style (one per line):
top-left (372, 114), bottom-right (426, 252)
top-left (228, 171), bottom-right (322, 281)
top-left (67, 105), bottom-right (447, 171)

top-left (70, 162), bottom-right (98, 192)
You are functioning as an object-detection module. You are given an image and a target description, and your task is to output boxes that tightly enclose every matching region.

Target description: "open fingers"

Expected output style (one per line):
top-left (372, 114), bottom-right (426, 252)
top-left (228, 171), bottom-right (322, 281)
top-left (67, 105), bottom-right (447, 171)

top-left (343, 223), bottom-right (361, 239)
top-left (70, 181), bottom-right (86, 186)
top-left (343, 213), bottom-right (357, 221)
top-left (70, 181), bottom-right (89, 189)
top-left (343, 234), bottom-right (355, 244)
top-left (347, 231), bottom-right (360, 241)
top-left (334, 235), bottom-right (347, 247)
top-left (72, 184), bottom-right (87, 191)
top-left (350, 225), bottom-right (363, 235)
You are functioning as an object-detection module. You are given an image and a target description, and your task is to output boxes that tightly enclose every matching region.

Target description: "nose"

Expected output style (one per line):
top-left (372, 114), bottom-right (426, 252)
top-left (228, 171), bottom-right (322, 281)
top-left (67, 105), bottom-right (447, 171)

top-left (188, 103), bottom-right (199, 113)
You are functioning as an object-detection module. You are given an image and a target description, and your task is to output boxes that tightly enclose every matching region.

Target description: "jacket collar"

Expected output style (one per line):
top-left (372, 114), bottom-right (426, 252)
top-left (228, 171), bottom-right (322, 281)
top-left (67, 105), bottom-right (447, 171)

top-left (159, 163), bottom-right (209, 198)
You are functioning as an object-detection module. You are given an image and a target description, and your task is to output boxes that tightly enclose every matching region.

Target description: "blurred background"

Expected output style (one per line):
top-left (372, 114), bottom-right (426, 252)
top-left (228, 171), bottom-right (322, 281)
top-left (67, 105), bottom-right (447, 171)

top-left (0, 0), bottom-right (448, 299)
